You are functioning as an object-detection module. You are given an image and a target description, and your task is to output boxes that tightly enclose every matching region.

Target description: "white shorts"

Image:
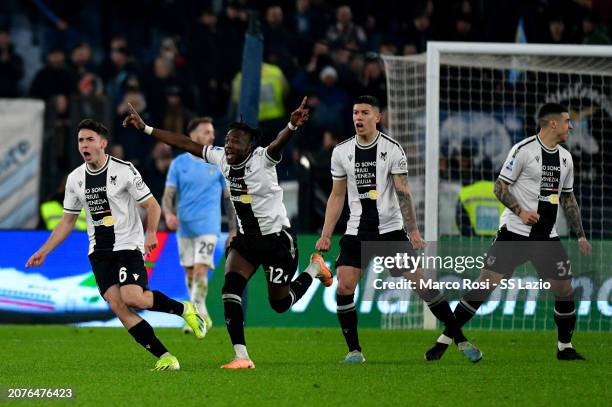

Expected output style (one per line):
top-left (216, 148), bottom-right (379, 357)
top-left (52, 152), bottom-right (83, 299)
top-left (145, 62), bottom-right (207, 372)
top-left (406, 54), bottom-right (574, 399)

top-left (178, 235), bottom-right (218, 268)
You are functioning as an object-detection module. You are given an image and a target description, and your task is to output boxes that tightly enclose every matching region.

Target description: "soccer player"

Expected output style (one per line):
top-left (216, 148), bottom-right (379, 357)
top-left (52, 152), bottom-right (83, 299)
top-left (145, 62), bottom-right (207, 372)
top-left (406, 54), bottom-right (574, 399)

top-left (315, 95), bottom-right (481, 363)
top-left (26, 119), bottom-right (206, 371)
top-left (162, 117), bottom-right (237, 332)
top-left (123, 97), bottom-right (333, 369)
top-left (427, 103), bottom-right (592, 361)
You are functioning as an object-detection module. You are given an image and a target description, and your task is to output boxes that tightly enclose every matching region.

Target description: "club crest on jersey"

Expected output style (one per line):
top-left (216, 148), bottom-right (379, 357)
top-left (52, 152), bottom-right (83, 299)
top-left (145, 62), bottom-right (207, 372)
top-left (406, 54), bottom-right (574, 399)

top-left (380, 152), bottom-right (387, 161)
top-left (562, 157), bottom-right (567, 167)
top-left (110, 175), bottom-right (117, 185)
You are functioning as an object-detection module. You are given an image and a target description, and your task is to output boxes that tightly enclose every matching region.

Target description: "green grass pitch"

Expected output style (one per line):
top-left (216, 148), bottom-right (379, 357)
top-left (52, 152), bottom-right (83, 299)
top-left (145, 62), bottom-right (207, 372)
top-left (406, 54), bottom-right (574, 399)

top-left (1, 326), bottom-right (610, 406)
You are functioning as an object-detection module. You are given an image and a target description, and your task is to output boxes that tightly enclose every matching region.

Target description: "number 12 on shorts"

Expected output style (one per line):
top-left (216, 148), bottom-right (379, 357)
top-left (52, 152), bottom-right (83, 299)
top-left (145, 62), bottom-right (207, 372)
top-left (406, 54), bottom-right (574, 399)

top-left (267, 266), bottom-right (286, 284)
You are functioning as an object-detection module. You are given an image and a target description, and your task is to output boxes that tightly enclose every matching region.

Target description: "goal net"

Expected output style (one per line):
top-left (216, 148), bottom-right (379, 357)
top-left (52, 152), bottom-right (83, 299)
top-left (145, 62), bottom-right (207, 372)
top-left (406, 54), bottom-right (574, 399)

top-left (380, 42), bottom-right (612, 332)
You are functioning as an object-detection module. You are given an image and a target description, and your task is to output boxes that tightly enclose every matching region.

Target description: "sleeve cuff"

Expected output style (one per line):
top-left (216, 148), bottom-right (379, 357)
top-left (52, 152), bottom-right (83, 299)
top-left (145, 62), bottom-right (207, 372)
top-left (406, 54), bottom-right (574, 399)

top-left (63, 208), bottom-right (81, 214)
top-left (562, 187), bottom-right (573, 192)
top-left (498, 174), bottom-right (515, 184)
top-left (391, 170), bottom-right (408, 175)
top-left (136, 192), bottom-right (152, 202)
top-left (202, 145), bottom-right (209, 162)
top-left (332, 174), bottom-right (347, 180)
top-left (265, 149), bottom-right (281, 164)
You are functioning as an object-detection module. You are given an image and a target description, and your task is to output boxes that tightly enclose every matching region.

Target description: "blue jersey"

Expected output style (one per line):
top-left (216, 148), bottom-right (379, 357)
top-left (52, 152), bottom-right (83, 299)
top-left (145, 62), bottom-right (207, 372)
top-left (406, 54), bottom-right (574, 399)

top-left (166, 153), bottom-right (226, 237)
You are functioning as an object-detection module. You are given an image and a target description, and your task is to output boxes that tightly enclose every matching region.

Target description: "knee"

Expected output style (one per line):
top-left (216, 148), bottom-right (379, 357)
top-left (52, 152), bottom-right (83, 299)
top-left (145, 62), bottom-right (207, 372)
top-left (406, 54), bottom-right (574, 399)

top-left (122, 293), bottom-right (148, 309)
top-left (337, 281), bottom-right (355, 296)
top-left (269, 296), bottom-right (292, 313)
top-left (193, 264), bottom-right (208, 278)
top-left (107, 298), bottom-right (129, 316)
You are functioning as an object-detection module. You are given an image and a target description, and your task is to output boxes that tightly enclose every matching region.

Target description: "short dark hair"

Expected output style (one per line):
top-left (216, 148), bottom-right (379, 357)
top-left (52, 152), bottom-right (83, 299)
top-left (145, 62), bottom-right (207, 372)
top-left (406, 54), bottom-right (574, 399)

top-left (354, 95), bottom-right (381, 110)
top-left (77, 119), bottom-right (110, 139)
top-left (187, 117), bottom-right (213, 134)
top-left (228, 122), bottom-right (262, 145)
top-left (537, 103), bottom-right (568, 128)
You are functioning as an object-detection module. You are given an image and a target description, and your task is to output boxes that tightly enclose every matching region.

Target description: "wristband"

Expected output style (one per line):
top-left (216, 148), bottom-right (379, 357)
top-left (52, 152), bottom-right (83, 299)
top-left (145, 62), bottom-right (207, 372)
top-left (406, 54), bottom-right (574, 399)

top-left (144, 125), bottom-right (153, 135)
top-left (287, 122), bottom-right (298, 131)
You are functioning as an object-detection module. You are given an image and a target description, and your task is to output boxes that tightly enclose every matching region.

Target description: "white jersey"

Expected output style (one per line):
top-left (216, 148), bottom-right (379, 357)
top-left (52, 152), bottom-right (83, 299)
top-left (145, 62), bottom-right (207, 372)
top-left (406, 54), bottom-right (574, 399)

top-left (498, 134), bottom-right (574, 238)
top-left (203, 145), bottom-right (290, 236)
top-left (331, 132), bottom-right (408, 236)
top-left (63, 155), bottom-right (152, 254)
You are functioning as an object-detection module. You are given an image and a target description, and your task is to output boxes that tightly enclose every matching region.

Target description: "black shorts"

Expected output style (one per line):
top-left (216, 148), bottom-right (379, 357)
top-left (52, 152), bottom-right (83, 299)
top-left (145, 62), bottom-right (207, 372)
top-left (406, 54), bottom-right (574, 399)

top-left (227, 228), bottom-right (299, 287)
top-left (335, 229), bottom-right (417, 276)
top-left (88, 250), bottom-right (149, 297)
top-left (484, 227), bottom-right (572, 280)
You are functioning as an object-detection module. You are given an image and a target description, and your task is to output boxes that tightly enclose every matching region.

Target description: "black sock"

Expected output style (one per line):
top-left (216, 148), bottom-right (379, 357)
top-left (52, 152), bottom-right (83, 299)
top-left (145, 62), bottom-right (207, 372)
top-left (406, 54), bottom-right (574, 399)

top-left (128, 320), bottom-right (168, 358)
top-left (554, 296), bottom-right (576, 344)
top-left (150, 290), bottom-right (185, 315)
top-left (423, 290), bottom-right (467, 343)
top-left (337, 293), bottom-right (361, 352)
top-left (453, 299), bottom-right (483, 328)
top-left (223, 272), bottom-right (248, 346)
top-left (289, 273), bottom-right (313, 303)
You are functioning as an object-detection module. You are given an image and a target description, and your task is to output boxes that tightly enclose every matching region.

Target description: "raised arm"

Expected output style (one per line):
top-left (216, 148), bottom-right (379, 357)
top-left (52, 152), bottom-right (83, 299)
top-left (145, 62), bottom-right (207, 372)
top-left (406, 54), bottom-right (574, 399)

top-left (123, 103), bottom-right (203, 157)
top-left (315, 179), bottom-right (347, 251)
top-left (559, 191), bottom-right (592, 255)
top-left (494, 178), bottom-right (540, 225)
top-left (392, 174), bottom-right (425, 249)
top-left (266, 97), bottom-right (309, 161)
top-left (26, 213), bottom-right (78, 267)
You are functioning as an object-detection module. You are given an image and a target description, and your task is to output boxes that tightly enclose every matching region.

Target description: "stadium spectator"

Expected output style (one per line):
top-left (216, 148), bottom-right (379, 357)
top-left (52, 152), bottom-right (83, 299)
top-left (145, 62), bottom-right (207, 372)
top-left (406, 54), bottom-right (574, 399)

top-left (325, 5), bottom-right (367, 50)
top-left (581, 13), bottom-right (611, 44)
top-left (68, 41), bottom-right (94, 79)
top-left (30, 48), bottom-right (75, 101)
top-left (262, 5), bottom-right (296, 74)
top-left (162, 85), bottom-right (195, 135)
top-left (0, 28), bottom-right (24, 97)
top-left (143, 141), bottom-right (174, 205)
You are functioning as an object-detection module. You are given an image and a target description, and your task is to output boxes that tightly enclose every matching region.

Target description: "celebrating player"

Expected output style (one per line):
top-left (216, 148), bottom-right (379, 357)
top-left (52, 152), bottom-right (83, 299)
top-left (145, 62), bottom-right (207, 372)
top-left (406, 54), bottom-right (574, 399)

top-left (26, 119), bottom-right (206, 371)
top-left (315, 95), bottom-right (481, 363)
top-left (162, 117), bottom-right (237, 333)
top-left (123, 97), bottom-right (333, 369)
top-left (427, 103), bottom-right (592, 361)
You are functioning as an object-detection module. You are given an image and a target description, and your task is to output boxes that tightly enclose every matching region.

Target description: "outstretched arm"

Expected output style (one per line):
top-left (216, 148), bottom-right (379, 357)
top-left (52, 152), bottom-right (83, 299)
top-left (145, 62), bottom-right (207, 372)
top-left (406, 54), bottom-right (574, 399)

top-left (122, 103), bottom-right (203, 157)
top-left (392, 174), bottom-right (425, 249)
top-left (266, 97), bottom-right (309, 161)
top-left (26, 213), bottom-right (78, 267)
top-left (560, 191), bottom-right (592, 255)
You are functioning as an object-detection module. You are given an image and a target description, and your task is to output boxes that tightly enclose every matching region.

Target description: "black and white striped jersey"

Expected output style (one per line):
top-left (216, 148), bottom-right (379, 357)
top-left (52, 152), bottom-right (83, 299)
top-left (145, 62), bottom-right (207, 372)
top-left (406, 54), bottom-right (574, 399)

top-left (63, 155), bottom-right (152, 254)
top-left (498, 135), bottom-right (574, 238)
top-left (202, 145), bottom-right (290, 236)
top-left (331, 132), bottom-right (408, 236)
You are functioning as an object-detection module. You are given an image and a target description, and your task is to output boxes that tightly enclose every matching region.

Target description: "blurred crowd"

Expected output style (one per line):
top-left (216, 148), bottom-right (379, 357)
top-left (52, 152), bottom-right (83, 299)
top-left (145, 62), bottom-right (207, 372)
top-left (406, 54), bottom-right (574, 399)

top-left (0, 0), bottom-right (610, 231)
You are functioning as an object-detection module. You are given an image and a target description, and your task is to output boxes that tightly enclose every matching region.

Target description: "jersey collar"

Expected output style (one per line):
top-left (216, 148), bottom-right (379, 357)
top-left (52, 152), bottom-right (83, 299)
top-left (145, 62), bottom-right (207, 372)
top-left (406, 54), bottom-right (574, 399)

top-left (536, 134), bottom-right (559, 153)
top-left (230, 152), bottom-right (253, 169)
top-left (85, 154), bottom-right (110, 175)
top-left (355, 131), bottom-right (380, 149)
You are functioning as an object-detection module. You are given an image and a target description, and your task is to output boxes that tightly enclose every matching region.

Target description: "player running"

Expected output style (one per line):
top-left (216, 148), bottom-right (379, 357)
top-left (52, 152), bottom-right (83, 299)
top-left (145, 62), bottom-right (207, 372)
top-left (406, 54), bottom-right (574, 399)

top-left (26, 119), bottom-right (206, 371)
top-left (162, 117), bottom-right (237, 332)
top-left (315, 95), bottom-right (481, 364)
top-left (123, 97), bottom-right (332, 369)
top-left (427, 103), bottom-right (592, 361)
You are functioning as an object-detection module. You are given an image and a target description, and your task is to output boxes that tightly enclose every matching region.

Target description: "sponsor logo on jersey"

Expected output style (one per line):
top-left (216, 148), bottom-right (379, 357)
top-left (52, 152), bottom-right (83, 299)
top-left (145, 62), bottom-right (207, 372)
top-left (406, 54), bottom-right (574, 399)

top-left (92, 215), bottom-right (115, 227)
top-left (538, 194), bottom-right (559, 204)
top-left (358, 190), bottom-right (378, 200)
top-left (230, 194), bottom-right (253, 204)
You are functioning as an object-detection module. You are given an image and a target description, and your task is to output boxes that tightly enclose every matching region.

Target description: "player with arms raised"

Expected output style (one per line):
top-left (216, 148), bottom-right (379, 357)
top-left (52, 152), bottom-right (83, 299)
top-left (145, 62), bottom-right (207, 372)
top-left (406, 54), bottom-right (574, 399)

top-left (26, 119), bottom-right (206, 371)
top-left (123, 98), bottom-right (333, 369)
top-left (427, 103), bottom-right (592, 361)
top-left (315, 95), bottom-right (481, 363)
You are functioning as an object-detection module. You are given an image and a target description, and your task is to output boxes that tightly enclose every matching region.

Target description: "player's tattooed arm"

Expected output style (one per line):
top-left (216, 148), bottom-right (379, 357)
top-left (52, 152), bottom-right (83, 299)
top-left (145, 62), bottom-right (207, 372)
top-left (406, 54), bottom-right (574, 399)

top-left (393, 174), bottom-right (418, 233)
top-left (494, 178), bottom-right (521, 215)
top-left (267, 97), bottom-right (309, 160)
top-left (393, 174), bottom-right (425, 249)
top-left (560, 191), bottom-right (585, 239)
top-left (223, 188), bottom-right (237, 234)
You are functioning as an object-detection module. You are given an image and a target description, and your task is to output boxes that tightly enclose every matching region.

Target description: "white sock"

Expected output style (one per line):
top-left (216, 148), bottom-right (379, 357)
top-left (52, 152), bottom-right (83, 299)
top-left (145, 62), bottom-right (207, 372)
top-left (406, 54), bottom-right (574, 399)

top-left (304, 262), bottom-right (320, 278)
top-left (234, 344), bottom-right (250, 360)
top-left (437, 334), bottom-right (453, 345)
top-left (558, 341), bottom-right (573, 351)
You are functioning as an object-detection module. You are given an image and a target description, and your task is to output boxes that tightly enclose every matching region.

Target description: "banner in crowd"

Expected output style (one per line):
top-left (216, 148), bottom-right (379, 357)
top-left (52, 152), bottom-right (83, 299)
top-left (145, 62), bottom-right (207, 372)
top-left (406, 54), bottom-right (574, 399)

top-left (0, 231), bottom-right (609, 331)
top-left (0, 99), bottom-right (45, 229)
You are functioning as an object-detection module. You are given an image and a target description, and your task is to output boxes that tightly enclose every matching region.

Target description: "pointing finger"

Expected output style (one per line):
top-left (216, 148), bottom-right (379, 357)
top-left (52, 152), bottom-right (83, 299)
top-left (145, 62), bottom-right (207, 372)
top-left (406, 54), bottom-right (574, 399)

top-left (299, 96), bottom-right (307, 109)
